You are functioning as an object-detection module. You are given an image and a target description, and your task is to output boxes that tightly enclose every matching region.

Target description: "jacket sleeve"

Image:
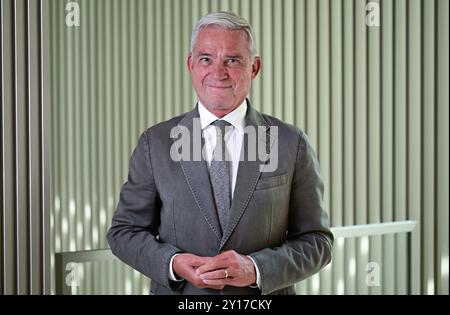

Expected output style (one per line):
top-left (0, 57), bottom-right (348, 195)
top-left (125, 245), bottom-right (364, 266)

top-left (249, 130), bottom-right (334, 295)
top-left (106, 131), bottom-right (183, 290)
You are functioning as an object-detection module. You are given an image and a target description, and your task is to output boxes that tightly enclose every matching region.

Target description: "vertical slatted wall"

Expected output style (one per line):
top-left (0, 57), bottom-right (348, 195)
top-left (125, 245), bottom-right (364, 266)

top-left (47, 0), bottom-right (448, 294)
top-left (1, 0), bottom-right (50, 294)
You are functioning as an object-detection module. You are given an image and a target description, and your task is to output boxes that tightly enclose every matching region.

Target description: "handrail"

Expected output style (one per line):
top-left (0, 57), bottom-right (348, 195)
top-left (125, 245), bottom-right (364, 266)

top-left (330, 220), bottom-right (417, 239)
top-left (55, 220), bottom-right (417, 294)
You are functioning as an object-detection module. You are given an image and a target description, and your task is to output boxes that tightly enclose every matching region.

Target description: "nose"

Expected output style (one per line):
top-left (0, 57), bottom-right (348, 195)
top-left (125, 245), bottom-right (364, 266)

top-left (211, 61), bottom-right (228, 80)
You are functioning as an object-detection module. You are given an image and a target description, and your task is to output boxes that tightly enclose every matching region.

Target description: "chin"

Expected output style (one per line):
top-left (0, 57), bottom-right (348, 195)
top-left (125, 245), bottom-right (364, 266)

top-left (210, 104), bottom-right (236, 112)
top-left (210, 98), bottom-right (236, 106)
top-left (209, 103), bottom-right (228, 109)
top-left (205, 100), bottom-right (230, 110)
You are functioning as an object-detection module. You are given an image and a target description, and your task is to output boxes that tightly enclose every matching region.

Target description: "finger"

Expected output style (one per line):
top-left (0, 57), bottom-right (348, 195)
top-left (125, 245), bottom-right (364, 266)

top-left (189, 256), bottom-right (212, 267)
top-left (202, 279), bottom-right (232, 286)
top-left (196, 259), bottom-right (228, 274)
top-left (199, 269), bottom-right (229, 280)
top-left (177, 254), bottom-right (211, 269)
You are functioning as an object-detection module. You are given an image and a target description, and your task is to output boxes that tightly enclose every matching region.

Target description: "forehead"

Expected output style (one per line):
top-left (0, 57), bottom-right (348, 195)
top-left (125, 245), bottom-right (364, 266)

top-left (194, 27), bottom-right (250, 54)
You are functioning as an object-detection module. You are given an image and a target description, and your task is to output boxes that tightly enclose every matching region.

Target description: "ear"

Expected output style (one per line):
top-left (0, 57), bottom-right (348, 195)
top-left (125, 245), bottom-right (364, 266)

top-left (187, 53), bottom-right (194, 74)
top-left (251, 56), bottom-right (261, 79)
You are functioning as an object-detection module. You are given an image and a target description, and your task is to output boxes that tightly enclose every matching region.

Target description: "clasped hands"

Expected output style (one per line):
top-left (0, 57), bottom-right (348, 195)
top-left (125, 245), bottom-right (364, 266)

top-left (172, 250), bottom-right (257, 290)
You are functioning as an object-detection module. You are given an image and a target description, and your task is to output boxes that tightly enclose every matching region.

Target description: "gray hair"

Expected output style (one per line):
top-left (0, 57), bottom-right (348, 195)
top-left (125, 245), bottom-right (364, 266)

top-left (190, 11), bottom-right (257, 58)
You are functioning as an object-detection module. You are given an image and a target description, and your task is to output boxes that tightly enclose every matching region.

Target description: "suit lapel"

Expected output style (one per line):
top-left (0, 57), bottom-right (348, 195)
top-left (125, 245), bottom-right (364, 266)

top-left (176, 107), bottom-right (222, 241)
top-left (220, 104), bottom-right (276, 249)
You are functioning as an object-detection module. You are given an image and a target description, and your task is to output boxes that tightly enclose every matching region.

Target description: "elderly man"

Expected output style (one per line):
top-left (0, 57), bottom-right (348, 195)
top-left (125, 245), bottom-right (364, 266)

top-left (107, 11), bottom-right (333, 295)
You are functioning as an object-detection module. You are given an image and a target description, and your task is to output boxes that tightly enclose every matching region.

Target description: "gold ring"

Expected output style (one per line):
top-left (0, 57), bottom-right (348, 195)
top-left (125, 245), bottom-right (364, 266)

top-left (224, 269), bottom-right (229, 279)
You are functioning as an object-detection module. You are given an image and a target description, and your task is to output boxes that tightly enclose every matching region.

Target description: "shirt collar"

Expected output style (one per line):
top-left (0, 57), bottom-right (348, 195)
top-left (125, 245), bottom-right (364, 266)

top-left (198, 100), bottom-right (247, 131)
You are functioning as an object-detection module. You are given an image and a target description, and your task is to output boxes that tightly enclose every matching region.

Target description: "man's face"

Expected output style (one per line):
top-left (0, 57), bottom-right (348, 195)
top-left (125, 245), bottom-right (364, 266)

top-left (188, 27), bottom-right (261, 117)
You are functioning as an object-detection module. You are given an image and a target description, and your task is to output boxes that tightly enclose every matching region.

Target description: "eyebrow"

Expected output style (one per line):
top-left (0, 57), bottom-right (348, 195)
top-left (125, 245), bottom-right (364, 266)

top-left (225, 54), bottom-right (243, 59)
top-left (196, 52), bottom-right (244, 59)
top-left (197, 52), bottom-right (213, 58)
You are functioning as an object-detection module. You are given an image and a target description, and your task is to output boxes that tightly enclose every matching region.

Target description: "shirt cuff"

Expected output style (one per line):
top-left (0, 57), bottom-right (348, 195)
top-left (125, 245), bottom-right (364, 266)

top-left (169, 254), bottom-right (184, 281)
top-left (248, 256), bottom-right (261, 289)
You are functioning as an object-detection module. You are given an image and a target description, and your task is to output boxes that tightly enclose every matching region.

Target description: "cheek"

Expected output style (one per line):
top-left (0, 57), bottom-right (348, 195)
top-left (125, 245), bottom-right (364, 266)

top-left (192, 72), bottom-right (206, 86)
top-left (235, 75), bottom-right (251, 90)
top-left (230, 70), bottom-right (251, 85)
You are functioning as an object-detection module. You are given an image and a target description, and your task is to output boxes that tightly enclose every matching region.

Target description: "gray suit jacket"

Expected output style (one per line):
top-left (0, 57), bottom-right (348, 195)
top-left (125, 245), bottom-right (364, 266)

top-left (107, 103), bottom-right (333, 295)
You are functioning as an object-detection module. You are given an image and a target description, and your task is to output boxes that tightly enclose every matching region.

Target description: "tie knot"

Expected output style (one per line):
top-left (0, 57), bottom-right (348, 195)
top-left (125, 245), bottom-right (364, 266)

top-left (211, 120), bottom-right (232, 138)
top-left (211, 119), bottom-right (231, 128)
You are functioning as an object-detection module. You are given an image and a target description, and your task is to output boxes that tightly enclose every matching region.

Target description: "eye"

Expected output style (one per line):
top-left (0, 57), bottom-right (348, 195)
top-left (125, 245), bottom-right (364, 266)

top-left (226, 58), bottom-right (239, 65)
top-left (199, 57), bottom-right (211, 64)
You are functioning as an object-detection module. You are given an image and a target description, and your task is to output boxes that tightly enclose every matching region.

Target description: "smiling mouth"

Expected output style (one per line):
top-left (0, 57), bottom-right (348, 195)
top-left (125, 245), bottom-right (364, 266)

top-left (207, 85), bottom-right (232, 89)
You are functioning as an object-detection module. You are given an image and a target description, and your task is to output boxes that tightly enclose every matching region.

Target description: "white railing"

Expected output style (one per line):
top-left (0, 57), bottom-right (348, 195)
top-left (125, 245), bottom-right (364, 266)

top-left (55, 220), bottom-right (417, 294)
top-left (330, 220), bottom-right (416, 238)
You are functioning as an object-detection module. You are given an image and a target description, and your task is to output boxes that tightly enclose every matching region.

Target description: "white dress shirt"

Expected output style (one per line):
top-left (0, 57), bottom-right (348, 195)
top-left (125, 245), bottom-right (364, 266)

top-left (169, 100), bottom-right (261, 289)
top-left (198, 99), bottom-right (246, 196)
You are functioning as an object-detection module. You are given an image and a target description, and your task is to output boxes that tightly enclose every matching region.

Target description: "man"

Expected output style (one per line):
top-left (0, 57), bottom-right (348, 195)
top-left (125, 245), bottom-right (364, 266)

top-left (107, 11), bottom-right (333, 295)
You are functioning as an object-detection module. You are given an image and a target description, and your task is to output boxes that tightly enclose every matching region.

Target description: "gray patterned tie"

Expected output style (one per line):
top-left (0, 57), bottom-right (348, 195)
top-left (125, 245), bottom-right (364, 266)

top-left (209, 120), bottom-right (232, 233)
